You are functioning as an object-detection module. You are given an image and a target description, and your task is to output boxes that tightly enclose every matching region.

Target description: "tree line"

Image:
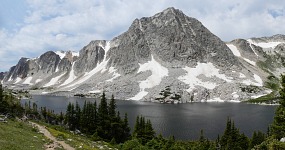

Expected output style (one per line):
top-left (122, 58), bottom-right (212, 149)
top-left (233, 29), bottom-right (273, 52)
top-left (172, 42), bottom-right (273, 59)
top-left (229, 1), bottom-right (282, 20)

top-left (64, 93), bottom-right (131, 143)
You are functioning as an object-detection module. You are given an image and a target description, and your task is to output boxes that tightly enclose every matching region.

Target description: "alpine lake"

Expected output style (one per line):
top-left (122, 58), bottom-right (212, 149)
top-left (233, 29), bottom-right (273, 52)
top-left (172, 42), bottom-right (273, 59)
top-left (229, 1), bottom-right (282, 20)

top-left (21, 95), bottom-right (277, 140)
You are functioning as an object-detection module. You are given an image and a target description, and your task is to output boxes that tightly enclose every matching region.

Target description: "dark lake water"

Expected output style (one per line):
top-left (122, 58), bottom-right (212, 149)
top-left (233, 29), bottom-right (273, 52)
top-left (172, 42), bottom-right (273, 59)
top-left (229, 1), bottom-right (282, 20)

top-left (21, 95), bottom-right (277, 140)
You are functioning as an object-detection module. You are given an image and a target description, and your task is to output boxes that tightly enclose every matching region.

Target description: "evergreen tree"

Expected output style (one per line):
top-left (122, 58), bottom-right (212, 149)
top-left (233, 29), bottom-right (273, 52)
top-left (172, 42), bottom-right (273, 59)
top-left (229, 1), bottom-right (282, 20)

top-left (220, 118), bottom-right (249, 150)
top-left (145, 119), bottom-right (155, 142)
top-left (133, 116), bottom-right (155, 144)
top-left (90, 101), bottom-right (98, 133)
top-left (80, 101), bottom-right (88, 133)
top-left (108, 95), bottom-right (116, 121)
top-left (220, 118), bottom-right (232, 148)
top-left (97, 92), bottom-right (111, 140)
top-left (0, 84), bottom-right (2, 101)
top-left (0, 84), bottom-right (8, 114)
top-left (65, 103), bottom-right (76, 130)
top-left (58, 111), bottom-right (64, 125)
top-left (75, 102), bottom-right (81, 129)
top-left (250, 131), bottom-right (265, 148)
top-left (271, 74), bottom-right (285, 139)
top-left (122, 113), bottom-right (131, 142)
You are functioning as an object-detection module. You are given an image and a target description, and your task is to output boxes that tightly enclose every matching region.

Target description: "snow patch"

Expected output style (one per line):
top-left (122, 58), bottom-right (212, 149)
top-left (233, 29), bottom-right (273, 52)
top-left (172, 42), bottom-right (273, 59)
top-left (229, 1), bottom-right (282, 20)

top-left (178, 62), bottom-right (232, 92)
top-left (243, 58), bottom-right (256, 66)
top-left (129, 55), bottom-right (169, 100)
top-left (106, 67), bottom-right (120, 82)
top-left (23, 77), bottom-right (33, 85)
top-left (44, 73), bottom-right (65, 87)
top-left (55, 51), bottom-right (66, 59)
top-left (252, 42), bottom-right (281, 48)
top-left (239, 73), bottom-right (246, 78)
top-left (14, 77), bottom-right (22, 83)
top-left (247, 39), bottom-right (259, 56)
top-left (89, 90), bottom-right (101, 94)
top-left (227, 44), bottom-right (241, 57)
top-left (72, 51), bottom-right (79, 57)
top-left (254, 74), bottom-right (263, 86)
top-left (232, 92), bottom-right (239, 99)
top-left (35, 79), bottom-right (42, 83)
top-left (242, 74), bottom-right (262, 86)
top-left (227, 44), bottom-right (256, 66)
top-left (61, 62), bottom-right (76, 86)
top-left (206, 97), bottom-right (225, 102)
top-left (201, 97), bottom-right (240, 103)
top-left (251, 93), bottom-right (267, 99)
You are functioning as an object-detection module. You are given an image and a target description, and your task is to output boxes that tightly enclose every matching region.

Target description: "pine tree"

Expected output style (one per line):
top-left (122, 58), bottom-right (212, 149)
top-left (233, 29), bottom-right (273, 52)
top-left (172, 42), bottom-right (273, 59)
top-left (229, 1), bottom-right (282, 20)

top-left (220, 118), bottom-right (249, 150)
top-left (122, 113), bottom-right (131, 142)
top-left (108, 94), bottom-right (116, 121)
top-left (80, 101), bottom-right (88, 133)
top-left (145, 119), bottom-right (155, 142)
top-left (75, 102), bottom-right (81, 129)
top-left (65, 103), bottom-right (76, 130)
top-left (250, 131), bottom-right (265, 148)
top-left (133, 116), bottom-right (140, 138)
top-left (221, 118), bottom-right (232, 148)
top-left (133, 116), bottom-right (155, 144)
top-left (90, 101), bottom-right (98, 133)
top-left (0, 84), bottom-right (8, 114)
top-left (0, 84), bottom-right (2, 101)
top-left (97, 92), bottom-right (110, 140)
top-left (271, 75), bottom-right (285, 139)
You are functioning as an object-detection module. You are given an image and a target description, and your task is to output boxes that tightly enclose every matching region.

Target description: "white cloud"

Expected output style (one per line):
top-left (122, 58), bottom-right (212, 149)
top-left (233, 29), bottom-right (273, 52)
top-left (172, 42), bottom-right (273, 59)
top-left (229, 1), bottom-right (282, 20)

top-left (0, 0), bottom-right (285, 71)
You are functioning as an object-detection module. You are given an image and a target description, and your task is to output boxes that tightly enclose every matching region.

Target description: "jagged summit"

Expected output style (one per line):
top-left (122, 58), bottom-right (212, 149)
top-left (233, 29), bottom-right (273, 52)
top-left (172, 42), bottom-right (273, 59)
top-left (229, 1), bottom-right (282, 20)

top-left (108, 7), bottom-right (240, 76)
top-left (2, 7), bottom-right (279, 103)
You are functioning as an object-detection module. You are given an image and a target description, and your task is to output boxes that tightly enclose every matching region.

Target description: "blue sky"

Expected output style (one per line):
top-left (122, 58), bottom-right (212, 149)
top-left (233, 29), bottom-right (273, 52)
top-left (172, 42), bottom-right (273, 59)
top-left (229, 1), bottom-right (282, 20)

top-left (0, 0), bottom-right (285, 72)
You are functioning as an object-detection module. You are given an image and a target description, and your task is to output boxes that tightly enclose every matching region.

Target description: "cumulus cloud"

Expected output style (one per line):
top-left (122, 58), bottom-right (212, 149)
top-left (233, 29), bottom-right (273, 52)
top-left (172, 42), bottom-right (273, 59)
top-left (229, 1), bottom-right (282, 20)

top-left (0, 0), bottom-right (285, 71)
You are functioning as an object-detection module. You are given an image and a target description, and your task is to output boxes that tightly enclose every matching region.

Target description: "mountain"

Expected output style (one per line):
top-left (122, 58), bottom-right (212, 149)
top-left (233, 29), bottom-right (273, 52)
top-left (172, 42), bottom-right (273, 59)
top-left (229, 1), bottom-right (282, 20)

top-left (2, 7), bottom-right (280, 102)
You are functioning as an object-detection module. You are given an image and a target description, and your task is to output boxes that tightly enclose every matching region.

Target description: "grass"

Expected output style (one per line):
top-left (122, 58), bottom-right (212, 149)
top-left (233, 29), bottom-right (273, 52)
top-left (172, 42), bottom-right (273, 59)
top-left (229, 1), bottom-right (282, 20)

top-left (0, 119), bottom-right (47, 150)
top-left (35, 122), bottom-right (115, 150)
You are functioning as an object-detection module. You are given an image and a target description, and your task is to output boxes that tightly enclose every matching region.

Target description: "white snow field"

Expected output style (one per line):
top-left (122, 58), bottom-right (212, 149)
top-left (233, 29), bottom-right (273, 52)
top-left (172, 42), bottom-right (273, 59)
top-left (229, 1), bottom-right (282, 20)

top-left (61, 62), bottom-right (76, 86)
top-left (55, 51), bottom-right (66, 59)
top-left (227, 44), bottom-right (256, 66)
top-left (44, 73), bottom-right (65, 87)
top-left (227, 44), bottom-right (241, 57)
top-left (23, 76), bottom-right (33, 85)
top-left (247, 39), bottom-right (282, 49)
top-left (178, 62), bottom-right (232, 92)
top-left (129, 55), bottom-right (169, 100)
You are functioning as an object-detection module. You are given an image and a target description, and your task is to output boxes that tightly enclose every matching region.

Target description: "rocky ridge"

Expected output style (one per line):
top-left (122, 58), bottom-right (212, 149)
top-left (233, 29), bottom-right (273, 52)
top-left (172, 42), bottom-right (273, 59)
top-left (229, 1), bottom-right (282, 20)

top-left (2, 7), bottom-right (284, 103)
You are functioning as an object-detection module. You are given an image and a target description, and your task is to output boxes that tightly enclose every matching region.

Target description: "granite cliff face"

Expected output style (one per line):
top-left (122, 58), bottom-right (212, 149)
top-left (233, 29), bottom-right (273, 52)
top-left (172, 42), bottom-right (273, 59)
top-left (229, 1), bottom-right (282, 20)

top-left (2, 7), bottom-right (282, 102)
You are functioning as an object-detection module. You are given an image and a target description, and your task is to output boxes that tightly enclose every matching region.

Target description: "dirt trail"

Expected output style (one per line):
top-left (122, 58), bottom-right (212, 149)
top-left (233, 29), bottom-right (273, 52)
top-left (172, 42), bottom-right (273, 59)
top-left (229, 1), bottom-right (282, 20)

top-left (29, 122), bottom-right (75, 150)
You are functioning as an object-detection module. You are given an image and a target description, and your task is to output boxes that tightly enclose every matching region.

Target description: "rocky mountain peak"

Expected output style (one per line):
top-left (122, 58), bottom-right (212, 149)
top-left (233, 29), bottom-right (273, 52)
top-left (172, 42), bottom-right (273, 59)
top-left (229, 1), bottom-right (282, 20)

top-left (109, 7), bottom-right (240, 75)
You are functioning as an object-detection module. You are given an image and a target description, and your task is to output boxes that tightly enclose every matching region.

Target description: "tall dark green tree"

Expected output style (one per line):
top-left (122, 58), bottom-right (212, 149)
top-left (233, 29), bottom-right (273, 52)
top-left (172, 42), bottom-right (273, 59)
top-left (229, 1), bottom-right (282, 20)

top-left (271, 74), bottom-right (285, 139)
top-left (0, 84), bottom-right (8, 114)
top-left (133, 116), bottom-right (155, 144)
top-left (108, 95), bottom-right (116, 121)
top-left (75, 102), bottom-right (81, 129)
top-left (80, 101), bottom-right (88, 133)
top-left (250, 131), bottom-right (265, 148)
top-left (122, 113), bottom-right (131, 142)
top-left (0, 84), bottom-right (2, 101)
top-left (97, 92), bottom-right (111, 140)
top-left (220, 118), bottom-right (249, 150)
top-left (65, 103), bottom-right (76, 130)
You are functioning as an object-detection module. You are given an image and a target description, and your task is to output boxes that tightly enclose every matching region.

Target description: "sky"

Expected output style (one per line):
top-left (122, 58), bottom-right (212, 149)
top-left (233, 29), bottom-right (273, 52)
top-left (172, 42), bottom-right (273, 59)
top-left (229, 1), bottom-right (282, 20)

top-left (0, 0), bottom-right (285, 72)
